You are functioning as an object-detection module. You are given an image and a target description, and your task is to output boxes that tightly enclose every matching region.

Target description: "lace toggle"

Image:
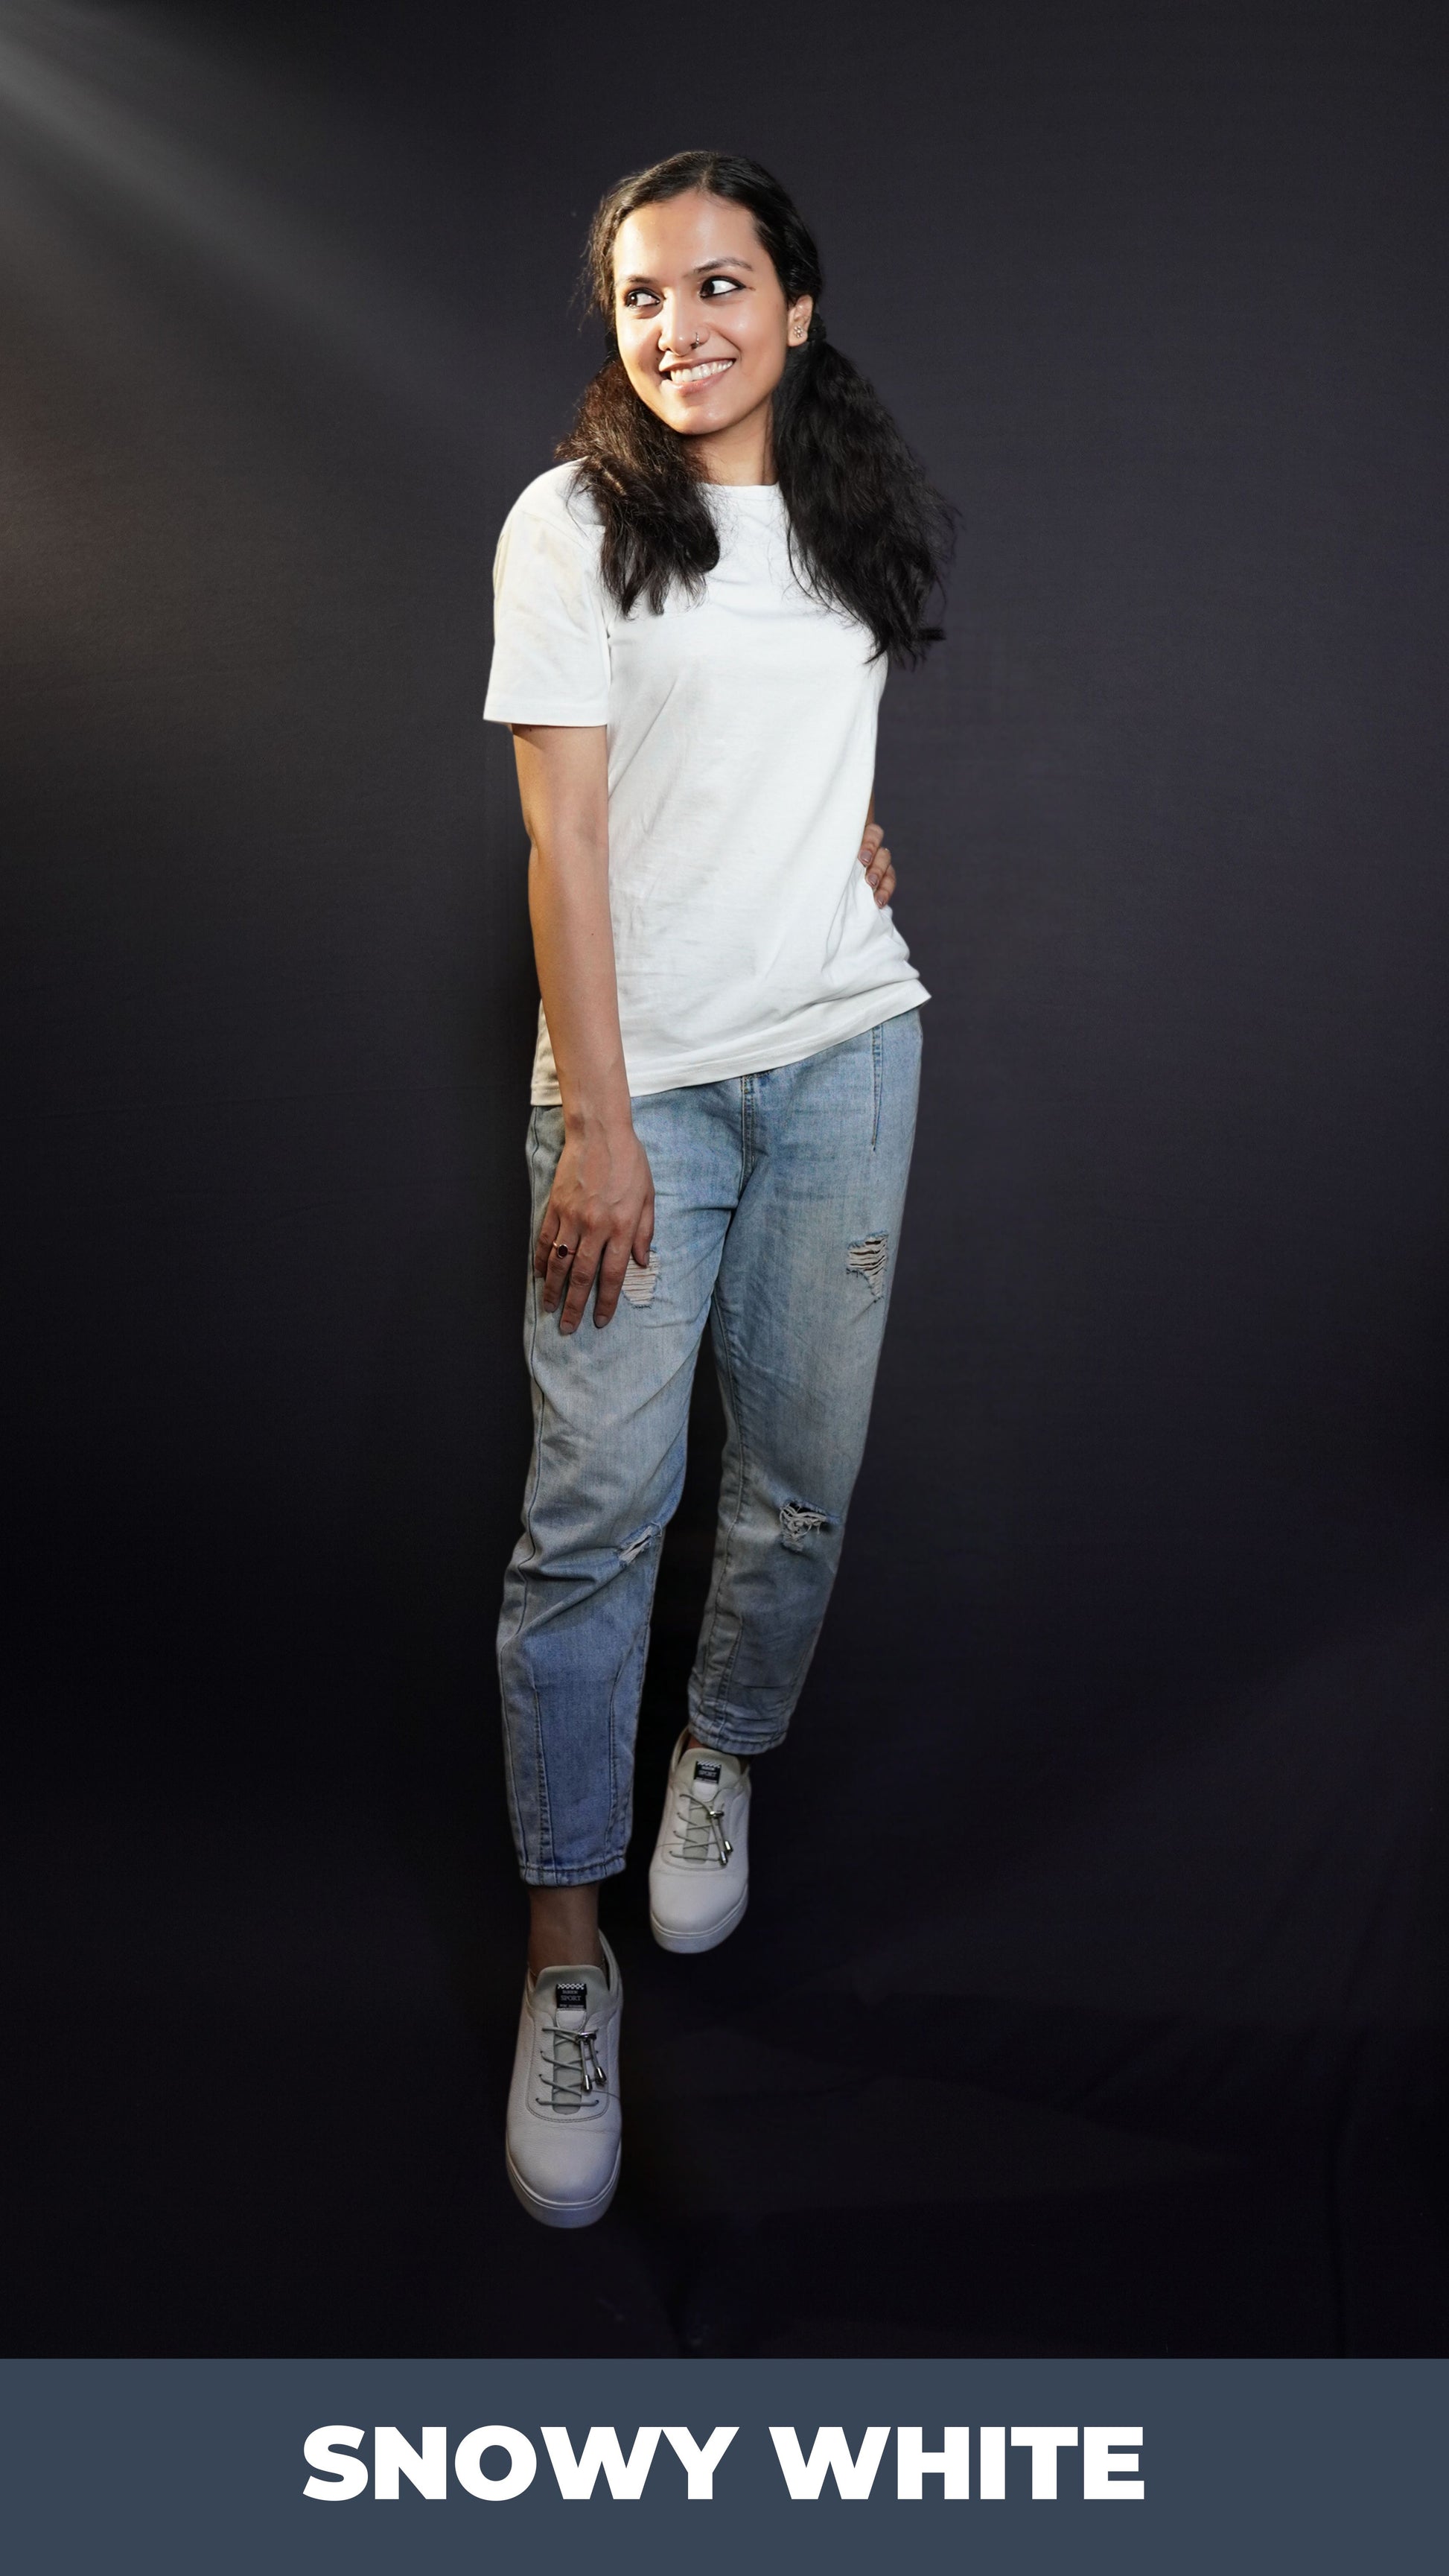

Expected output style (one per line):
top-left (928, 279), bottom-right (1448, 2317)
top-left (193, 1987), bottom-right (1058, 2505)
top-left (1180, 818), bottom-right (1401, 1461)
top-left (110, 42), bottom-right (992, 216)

top-left (538, 2023), bottom-right (606, 2112)
top-left (671, 1787), bottom-right (733, 1868)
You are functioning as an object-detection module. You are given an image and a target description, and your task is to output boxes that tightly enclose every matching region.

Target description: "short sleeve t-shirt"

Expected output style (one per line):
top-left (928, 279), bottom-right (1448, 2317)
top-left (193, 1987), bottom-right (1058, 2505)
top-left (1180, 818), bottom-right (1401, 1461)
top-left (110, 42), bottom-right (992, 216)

top-left (483, 462), bottom-right (928, 1104)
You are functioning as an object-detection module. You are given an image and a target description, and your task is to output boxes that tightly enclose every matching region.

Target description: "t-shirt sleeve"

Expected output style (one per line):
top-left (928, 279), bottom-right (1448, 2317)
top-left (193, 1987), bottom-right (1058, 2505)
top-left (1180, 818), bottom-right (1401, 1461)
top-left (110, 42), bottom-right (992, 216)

top-left (482, 480), bottom-right (611, 726)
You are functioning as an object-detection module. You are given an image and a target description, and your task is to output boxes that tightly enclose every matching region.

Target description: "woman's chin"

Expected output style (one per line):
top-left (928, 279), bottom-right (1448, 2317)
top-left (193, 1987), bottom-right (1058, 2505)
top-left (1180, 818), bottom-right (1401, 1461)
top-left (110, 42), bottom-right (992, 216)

top-left (668, 395), bottom-right (762, 443)
top-left (636, 372), bottom-right (762, 438)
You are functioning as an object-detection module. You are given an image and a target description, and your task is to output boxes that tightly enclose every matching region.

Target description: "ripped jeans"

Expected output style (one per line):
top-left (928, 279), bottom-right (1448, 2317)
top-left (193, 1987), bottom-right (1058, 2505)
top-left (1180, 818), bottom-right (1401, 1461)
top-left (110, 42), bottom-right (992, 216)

top-left (497, 1008), bottom-right (922, 1886)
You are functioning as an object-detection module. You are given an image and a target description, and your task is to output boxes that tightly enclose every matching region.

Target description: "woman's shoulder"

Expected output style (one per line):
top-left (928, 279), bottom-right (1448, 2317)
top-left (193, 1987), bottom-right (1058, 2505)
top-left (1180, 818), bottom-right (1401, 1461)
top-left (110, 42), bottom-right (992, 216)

top-left (500, 460), bottom-right (602, 549)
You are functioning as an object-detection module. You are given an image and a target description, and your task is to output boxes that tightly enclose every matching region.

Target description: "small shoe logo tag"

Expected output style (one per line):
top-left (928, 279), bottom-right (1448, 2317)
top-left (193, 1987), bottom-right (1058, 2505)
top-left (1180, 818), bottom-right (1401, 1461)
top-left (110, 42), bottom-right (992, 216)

top-left (554, 1982), bottom-right (587, 2011)
top-left (692, 1759), bottom-right (722, 1782)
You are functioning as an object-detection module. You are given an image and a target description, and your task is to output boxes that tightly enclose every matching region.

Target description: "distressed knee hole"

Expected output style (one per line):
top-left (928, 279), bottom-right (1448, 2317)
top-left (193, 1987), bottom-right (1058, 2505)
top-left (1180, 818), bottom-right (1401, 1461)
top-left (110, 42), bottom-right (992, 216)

top-left (780, 1499), bottom-right (832, 1551)
top-left (618, 1522), bottom-right (659, 1566)
top-left (620, 1253), bottom-right (660, 1306)
top-left (846, 1233), bottom-right (889, 1297)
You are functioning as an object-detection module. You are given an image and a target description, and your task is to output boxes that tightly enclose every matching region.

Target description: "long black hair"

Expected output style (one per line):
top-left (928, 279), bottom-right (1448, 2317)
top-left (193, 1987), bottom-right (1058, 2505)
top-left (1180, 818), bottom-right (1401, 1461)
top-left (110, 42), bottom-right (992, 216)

top-left (556, 150), bottom-right (953, 664)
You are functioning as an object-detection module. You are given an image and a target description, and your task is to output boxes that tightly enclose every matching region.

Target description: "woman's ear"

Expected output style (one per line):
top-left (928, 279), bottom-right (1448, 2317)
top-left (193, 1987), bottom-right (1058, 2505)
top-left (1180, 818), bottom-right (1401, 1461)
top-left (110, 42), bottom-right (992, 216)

top-left (786, 294), bottom-right (814, 345)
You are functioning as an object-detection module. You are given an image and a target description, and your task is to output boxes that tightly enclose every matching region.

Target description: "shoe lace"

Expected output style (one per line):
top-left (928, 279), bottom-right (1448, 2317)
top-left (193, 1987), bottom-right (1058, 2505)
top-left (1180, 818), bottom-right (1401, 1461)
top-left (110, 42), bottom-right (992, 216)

top-left (670, 1785), bottom-right (733, 1868)
top-left (537, 2023), bottom-right (606, 2113)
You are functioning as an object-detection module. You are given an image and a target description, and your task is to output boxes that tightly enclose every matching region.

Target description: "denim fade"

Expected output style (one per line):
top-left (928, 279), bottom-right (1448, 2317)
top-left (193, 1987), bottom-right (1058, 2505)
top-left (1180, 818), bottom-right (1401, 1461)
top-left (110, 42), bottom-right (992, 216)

top-left (497, 1008), bottom-right (922, 1886)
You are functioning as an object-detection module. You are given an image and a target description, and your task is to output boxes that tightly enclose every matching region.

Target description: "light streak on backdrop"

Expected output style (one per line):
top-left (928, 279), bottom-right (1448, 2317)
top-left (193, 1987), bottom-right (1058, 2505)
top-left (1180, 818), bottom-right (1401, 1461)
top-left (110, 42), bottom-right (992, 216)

top-left (0, 0), bottom-right (495, 426)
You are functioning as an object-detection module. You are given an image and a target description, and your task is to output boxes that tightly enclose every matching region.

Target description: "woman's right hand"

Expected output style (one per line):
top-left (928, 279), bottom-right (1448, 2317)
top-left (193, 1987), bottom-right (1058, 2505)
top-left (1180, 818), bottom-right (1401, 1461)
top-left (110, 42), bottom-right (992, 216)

top-left (535, 1122), bottom-right (655, 1335)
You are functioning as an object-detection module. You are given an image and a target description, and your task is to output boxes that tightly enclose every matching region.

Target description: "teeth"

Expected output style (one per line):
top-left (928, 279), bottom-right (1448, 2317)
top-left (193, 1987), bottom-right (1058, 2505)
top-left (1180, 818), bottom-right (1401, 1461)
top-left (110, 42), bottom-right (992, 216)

top-left (667, 357), bottom-right (733, 384)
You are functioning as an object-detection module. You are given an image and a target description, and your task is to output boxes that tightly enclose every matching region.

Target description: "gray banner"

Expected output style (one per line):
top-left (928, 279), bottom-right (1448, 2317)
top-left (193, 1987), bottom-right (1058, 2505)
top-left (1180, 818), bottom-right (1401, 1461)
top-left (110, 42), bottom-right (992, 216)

top-left (2, 2358), bottom-right (1445, 2573)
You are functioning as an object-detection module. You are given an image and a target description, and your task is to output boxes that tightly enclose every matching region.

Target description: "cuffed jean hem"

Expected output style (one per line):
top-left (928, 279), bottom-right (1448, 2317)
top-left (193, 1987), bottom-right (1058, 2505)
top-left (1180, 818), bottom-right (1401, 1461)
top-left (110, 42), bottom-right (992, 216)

top-left (518, 1852), bottom-right (630, 1891)
top-left (687, 1705), bottom-right (794, 1758)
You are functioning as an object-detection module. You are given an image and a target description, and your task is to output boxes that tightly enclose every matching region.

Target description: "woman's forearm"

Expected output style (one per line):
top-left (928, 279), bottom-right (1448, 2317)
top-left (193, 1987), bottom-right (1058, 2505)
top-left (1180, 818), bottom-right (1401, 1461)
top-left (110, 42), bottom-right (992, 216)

top-left (511, 722), bottom-right (634, 1138)
top-left (527, 836), bottom-right (634, 1136)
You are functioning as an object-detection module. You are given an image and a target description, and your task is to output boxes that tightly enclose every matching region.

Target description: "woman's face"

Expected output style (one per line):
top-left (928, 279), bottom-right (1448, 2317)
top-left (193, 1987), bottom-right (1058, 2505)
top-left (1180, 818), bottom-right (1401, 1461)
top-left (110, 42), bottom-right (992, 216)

top-left (611, 189), bottom-right (812, 459)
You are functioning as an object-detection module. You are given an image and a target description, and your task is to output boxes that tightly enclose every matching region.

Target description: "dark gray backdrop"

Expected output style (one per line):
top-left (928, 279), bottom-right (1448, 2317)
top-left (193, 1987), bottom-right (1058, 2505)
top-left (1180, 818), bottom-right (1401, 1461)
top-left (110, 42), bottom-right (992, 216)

top-left (4, 0), bottom-right (1448, 2356)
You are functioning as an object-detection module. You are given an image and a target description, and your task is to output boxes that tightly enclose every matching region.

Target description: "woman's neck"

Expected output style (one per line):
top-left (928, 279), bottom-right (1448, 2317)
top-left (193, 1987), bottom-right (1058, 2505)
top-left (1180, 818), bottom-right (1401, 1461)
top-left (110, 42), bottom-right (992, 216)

top-left (695, 393), bottom-right (776, 487)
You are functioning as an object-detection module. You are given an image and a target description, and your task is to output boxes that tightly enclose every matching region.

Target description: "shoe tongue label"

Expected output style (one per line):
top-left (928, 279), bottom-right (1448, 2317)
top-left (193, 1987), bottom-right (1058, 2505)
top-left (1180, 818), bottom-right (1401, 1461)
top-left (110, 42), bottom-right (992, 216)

top-left (554, 1982), bottom-right (587, 2011)
top-left (692, 1759), bottom-right (722, 1783)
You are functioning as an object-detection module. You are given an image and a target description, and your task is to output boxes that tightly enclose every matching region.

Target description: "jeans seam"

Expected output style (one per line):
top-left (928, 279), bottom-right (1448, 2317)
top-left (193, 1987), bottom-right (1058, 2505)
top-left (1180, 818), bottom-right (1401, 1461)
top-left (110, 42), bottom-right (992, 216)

top-left (698, 1075), bottom-right (753, 1703)
top-left (695, 1296), bottom-right (751, 1702)
top-left (871, 1021), bottom-right (883, 1150)
top-left (514, 1121), bottom-right (552, 1585)
top-left (500, 1117), bottom-right (554, 1876)
top-left (529, 1679), bottom-right (554, 1875)
top-left (602, 1532), bottom-right (669, 1858)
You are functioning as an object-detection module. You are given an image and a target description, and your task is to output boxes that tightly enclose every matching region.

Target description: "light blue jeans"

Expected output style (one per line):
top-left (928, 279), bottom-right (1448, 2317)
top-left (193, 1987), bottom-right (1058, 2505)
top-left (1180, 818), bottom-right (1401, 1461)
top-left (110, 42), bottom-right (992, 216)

top-left (497, 1009), bottom-right (922, 1886)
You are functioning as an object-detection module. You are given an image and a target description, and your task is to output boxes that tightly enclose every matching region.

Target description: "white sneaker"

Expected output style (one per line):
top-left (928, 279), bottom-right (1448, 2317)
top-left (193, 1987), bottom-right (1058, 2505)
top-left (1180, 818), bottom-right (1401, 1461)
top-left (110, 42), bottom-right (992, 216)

top-left (506, 1933), bottom-right (622, 2228)
top-left (649, 1733), bottom-right (751, 1954)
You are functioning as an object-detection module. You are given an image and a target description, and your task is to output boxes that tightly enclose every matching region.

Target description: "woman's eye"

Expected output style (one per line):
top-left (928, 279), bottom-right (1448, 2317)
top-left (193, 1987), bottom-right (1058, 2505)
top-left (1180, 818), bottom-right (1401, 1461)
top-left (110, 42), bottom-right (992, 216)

top-left (699, 276), bottom-right (742, 299)
top-left (621, 288), bottom-right (660, 311)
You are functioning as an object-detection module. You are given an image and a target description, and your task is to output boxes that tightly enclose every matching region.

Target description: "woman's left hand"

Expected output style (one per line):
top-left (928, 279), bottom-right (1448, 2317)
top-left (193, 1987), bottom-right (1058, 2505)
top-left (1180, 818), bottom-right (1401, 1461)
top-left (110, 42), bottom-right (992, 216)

top-left (858, 821), bottom-right (897, 908)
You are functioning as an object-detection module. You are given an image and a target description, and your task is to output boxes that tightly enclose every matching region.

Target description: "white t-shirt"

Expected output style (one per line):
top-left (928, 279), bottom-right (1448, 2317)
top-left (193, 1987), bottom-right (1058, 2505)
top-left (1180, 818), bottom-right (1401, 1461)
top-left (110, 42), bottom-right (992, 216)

top-left (483, 462), bottom-right (929, 1104)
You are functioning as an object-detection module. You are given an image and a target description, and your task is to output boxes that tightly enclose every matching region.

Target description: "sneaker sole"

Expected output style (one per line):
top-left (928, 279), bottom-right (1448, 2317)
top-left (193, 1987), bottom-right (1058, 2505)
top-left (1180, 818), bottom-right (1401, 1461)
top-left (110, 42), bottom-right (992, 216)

top-left (649, 1883), bottom-right (749, 1954)
top-left (506, 2140), bottom-right (622, 2230)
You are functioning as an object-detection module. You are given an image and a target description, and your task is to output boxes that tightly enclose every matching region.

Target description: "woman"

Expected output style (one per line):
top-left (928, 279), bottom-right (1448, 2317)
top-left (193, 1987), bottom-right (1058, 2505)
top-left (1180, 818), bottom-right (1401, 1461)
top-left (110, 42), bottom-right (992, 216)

top-left (484, 150), bottom-right (951, 2226)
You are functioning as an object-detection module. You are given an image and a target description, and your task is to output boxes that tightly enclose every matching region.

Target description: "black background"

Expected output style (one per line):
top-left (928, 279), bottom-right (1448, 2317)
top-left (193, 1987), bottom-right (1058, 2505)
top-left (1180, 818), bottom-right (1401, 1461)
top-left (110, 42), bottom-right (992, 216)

top-left (4, 0), bottom-right (1448, 2356)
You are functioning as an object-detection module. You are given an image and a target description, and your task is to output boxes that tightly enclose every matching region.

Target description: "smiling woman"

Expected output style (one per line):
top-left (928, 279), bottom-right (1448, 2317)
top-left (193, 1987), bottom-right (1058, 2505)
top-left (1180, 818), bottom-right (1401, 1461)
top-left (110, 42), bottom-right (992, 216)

top-left (483, 150), bottom-right (952, 2229)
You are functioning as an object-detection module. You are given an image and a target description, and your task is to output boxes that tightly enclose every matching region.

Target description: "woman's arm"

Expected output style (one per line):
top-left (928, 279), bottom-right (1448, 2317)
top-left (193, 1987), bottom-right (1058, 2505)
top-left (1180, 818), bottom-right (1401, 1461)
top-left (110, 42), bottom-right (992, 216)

top-left (511, 722), bottom-right (655, 1336)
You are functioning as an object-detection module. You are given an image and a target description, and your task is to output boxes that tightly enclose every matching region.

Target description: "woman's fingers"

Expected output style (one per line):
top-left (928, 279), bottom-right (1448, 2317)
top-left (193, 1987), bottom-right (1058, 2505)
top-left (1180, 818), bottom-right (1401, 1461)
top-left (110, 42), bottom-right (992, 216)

top-left (538, 1227), bottom-right (575, 1310)
top-left (539, 1219), bottom-right (628, 1332)
top-left (557, 1233), bottom-right (602, 1333)
top-left (537, 1193), bottom-right (586, 1310)
top-left (543, 1220), bottom-right (653, 1332)
top-left (859, 823), bottom-right (895, 905)
top-left (631, 1192), bottom-right (655, 1274)
top-left (591, 1234), bottom-right (633, 1329)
